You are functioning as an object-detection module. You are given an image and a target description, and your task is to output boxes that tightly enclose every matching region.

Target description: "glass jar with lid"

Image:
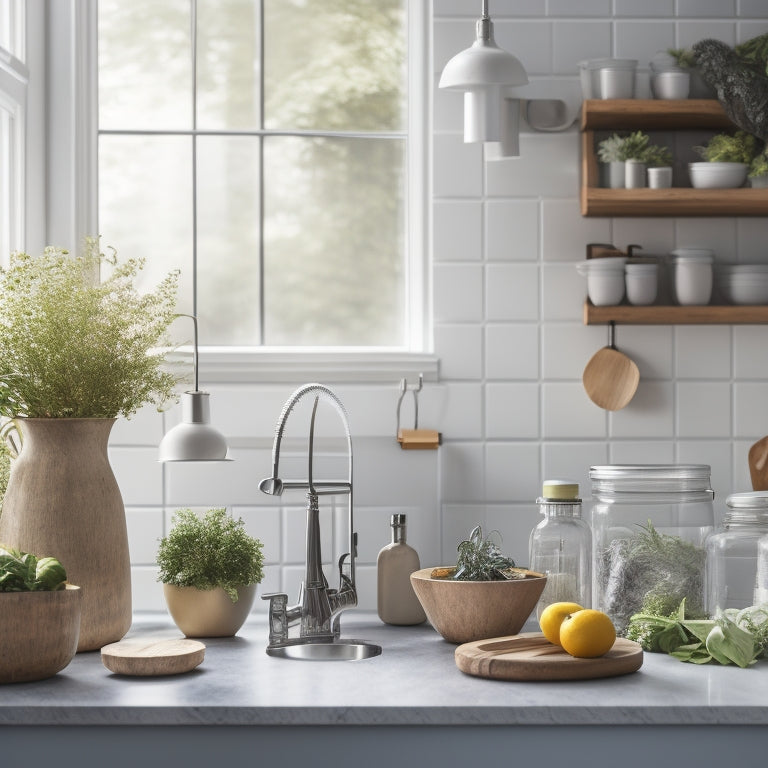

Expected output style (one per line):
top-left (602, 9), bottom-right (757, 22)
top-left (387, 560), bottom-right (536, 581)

top-left (529, 480), bottom-right (591, 620)
top-left (590, 464), bottom-right (714, 634)
top-left (706, 491), bottom-right (768, 614)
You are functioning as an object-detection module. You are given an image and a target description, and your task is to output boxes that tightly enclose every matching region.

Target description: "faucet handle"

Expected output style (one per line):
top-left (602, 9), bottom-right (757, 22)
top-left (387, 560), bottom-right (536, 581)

top-left (262, 592), bottom-right (289, 645)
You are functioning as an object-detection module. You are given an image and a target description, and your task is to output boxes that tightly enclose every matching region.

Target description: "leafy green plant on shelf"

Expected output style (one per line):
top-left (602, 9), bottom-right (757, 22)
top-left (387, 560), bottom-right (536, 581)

top-left (694, 130), bottom-right (760, 164)
top-left (157, 508), bottom-right (265, 602)
top-left (597, 131), bottom-right (672, 165)
top-left (0, 546), bottom-right (67, 592)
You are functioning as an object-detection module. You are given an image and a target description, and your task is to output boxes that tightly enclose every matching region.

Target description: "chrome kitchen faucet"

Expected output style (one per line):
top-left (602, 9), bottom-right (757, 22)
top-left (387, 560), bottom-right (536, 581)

top-left (259, 383), bottom-right (381, 660)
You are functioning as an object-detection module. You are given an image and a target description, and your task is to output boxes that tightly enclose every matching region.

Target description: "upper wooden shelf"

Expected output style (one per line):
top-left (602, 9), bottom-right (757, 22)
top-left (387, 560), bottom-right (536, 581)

top-left (584, 301), bottom-right (768, 325)
top-left (581, 99), bottom-right (734, 131)
top-left (580, 99), bottom-right (768, 217)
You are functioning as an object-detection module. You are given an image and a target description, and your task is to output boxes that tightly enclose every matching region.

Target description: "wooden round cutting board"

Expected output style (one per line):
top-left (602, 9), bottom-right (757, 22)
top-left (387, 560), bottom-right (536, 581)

top-left (101, 638), bottom-right (206, 677)
top-left (455, 632), bottom-right (643, 681)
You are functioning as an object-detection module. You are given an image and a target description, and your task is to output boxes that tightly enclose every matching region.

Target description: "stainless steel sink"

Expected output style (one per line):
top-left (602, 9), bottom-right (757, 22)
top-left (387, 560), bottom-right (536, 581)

top-left (266, 640), bottom-right (382, 661)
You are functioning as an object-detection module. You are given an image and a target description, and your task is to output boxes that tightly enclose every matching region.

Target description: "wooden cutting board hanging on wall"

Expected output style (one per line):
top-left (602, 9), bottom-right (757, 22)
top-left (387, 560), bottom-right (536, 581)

top-left (749, 437), bottom-right (768, 491)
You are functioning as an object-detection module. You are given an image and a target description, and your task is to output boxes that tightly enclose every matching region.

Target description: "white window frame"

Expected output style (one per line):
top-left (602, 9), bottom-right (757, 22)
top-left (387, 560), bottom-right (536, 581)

top-left (46, 0), bottom-right (436, 384)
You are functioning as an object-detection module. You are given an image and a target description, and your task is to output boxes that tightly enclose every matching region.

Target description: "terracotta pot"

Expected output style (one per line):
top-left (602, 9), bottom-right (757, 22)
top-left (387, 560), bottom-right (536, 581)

top-left (163, 583), bottom-right (257, 637)
top-left (0, 418), bottom-right (131, 651)
top-left (0, 585), bottom-right (82, 683)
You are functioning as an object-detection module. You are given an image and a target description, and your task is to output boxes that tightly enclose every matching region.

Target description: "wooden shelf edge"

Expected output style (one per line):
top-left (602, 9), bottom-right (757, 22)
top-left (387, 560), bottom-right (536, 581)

top-left (582, 188), bottom-right (768, 217)
top-left (584, 301), bottom-right (768, 325)
top-left (581, 99), bottom-right (732, 130)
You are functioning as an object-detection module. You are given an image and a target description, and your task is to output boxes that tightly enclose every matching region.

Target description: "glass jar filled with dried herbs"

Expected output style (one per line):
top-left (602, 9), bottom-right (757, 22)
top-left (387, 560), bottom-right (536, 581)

top-left (590, 464), bottom-right (714, 635)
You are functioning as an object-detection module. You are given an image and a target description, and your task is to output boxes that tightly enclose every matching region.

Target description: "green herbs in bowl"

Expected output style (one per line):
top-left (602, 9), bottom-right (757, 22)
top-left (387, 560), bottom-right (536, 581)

top-left (0, 545), bottom-right (68, 592)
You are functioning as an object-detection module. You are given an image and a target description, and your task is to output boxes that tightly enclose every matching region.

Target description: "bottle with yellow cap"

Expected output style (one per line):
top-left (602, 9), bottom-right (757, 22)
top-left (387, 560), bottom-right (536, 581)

top-left (528, 480), bottom-right (591, 620)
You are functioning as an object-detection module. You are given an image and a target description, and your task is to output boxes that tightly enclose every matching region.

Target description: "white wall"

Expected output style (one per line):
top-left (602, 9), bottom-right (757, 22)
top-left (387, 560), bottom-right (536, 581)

top-left (114, 0), bottom-right (768, 613)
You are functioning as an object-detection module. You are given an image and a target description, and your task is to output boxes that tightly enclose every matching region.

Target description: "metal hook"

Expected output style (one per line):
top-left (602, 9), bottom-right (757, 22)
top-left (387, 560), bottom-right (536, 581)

top-left (396, 373), bottom-right (423, 433)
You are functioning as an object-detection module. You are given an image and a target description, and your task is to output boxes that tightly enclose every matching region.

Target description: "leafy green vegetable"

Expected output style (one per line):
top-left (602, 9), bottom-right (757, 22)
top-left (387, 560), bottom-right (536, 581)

top-left (695, 130), bottom-right (759, 164)
top-left (627, 599), bottom-right (768, 668)
top-left (0, 545), bottom-right (67, 591)
top-left (451, 525), bottom-right (515, 581)
top-left (157, 508), bottom-right (265, 602)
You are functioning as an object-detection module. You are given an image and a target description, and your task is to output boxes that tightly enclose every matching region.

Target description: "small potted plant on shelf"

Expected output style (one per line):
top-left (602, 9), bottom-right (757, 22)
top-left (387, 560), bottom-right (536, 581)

top-left (749, 146), bottom-right (768, 188)
top-left (690, 130), bottom-right (758, 188)
top-left (597, 132), bottom-right (628, 189)
top-left (643, 144), bottom-right (674, 189)
top-left (157, 507), bottom-right (265, 638)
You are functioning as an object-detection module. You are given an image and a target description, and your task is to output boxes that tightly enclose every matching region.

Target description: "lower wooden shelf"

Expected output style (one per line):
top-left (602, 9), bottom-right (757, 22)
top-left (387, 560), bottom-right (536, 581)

top-left (584, 300), bottom-right (768, 325)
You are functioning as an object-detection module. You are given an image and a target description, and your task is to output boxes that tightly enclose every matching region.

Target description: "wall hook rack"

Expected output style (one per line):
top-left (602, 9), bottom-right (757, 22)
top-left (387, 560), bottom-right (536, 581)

top-left (396, 374), bottom-right (441, 450)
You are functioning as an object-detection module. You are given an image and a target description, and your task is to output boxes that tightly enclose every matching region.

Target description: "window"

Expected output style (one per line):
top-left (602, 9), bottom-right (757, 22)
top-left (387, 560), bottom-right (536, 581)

top-left (0, 0), bottom-right (26, 258)
top-left (97, 0), bottom-right (427, 352)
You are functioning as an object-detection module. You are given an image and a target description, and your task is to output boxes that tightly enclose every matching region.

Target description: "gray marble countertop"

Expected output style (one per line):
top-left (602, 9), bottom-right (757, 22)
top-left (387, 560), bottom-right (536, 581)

top-left (2, 612), bottom-right (768, 727)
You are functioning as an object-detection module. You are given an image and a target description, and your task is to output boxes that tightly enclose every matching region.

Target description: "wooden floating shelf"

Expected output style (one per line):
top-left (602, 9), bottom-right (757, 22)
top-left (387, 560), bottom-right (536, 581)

top-left (580, 99), bottom-right (768, 217)
top-left (580, 99), bottom-right (733, 131)
top-left (584, 301), bottom-right (768, 326)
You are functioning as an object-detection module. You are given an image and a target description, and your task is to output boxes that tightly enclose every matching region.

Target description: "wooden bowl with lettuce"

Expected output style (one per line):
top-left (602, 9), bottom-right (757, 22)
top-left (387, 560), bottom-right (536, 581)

top-left (0, 546), bottom-right (81, 683)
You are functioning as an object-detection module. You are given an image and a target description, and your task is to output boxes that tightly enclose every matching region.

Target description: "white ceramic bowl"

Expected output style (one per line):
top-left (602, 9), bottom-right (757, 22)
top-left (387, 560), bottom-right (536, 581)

top-left (579, 58), bottom-right (637, 99)
top-left (718, 270), bottom-right (768, 304)
top-left (577, 258), bottom-right (627, 306)
top-left (673, 254), bottom-right (713, 305)
top-left (727, 279), bottom-right (768, 305)
top-left (688, 162), bottom-right (748, 189)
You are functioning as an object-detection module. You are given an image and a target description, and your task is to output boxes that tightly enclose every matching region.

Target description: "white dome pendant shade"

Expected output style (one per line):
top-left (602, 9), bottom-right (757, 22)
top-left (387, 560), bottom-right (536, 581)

top-left (158, 315), bottom-right (231, 462)
top-left (438, 1), bottom-right (528, 158)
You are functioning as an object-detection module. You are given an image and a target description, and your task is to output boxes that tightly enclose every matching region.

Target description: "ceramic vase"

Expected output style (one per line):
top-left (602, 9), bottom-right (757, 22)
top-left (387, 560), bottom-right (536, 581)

top-left (0, 418), bottom-right (131, 651)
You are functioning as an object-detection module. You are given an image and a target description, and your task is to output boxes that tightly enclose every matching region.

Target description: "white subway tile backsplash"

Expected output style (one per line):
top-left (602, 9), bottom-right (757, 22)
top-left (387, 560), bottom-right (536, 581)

top-left (549, 0), bottom-right (611, 16)
top-left (541, 199), bottom-right (611, 262)
top-left (442, 504), bottom-right (486, 563)
top-left (438, 382), bottom-right (484, 440)
top-left (733, 383), bottom-right (768, 439)
top-left (434, 200), bottom-right (483, 261)
top-left (126, 508), bottom-right (164, 565)
top-left (110, 447), bottom-right (163, 506)
top-left (486, 323), bottom-right (540, 380)
top-left (238, 506), bottom-right (281, 565)
top-left (677, 440), bottom-right (733, 501)
top-left (676, 382), bottom-right (732, 438)
top-left (485, 504), bottom-right (538, 567)
top-left (739, 0), bottom-right (768, 17)
top-left (675, 218), bottom-right (737, 261)
top-left (494, 21), bottom-right (553, 75)
top-left (485, 442), bottom-right (541, 502)
top-left (552, 21), bottom-right (612, 73)
top-left (441, 442), bottom-right (485, 503)
top-left (677, 0), bottom-right (735, 17)
top-left (614, 0), bottom-right (674, 16)
top-left (542, 323), bottom-right (604, 380)
top-left (618, 325), bottom-right (674, 379)
top-left (486, 200), bottom-right (539, 261)
top-left (676, 326), bottom-right (731, 379)
top-left (541, 264), bottom-right (586, 321)
top-left (736, 219), bottom-right (768, 262)
top-left (609, 381), bottom-right (675, 438)
top-left (485, 263), bottom-right (540, 321)
top-left (733, 326), bottom-right (768, 378)
top-left (542, 382), bottom-right (607, 438)
top-left (542, 441), bottom-right (608, 492)
top-left (131, 566), bottom-right (165, 612)
top-left (609, 440), bottom-right (675, 465)
top-left (434, 264), bottom-right (484, 322)
top-left (676, 21), bottom-right (736, 47)
top-left (487, 133), bottom-right (580, 198)
top-left (434, 133), bottom-right (484, 198)
top-left (612, 218), bottom-right (675, 256)
top-left (486, 382), bottom-right (540, 439)
top-left (736, 21), bottom-right (768, 42)
top-left (112, 406), bottom-right (164, 445)
top-left (614, 21), bottom-right (675, 61)
top-left (434, 324), bottom-right (484, 380)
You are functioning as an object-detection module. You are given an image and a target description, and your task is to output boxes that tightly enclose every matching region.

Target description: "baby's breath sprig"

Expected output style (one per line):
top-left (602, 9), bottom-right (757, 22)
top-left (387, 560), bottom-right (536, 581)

top-left (0, 238), bottom-right (183, 419)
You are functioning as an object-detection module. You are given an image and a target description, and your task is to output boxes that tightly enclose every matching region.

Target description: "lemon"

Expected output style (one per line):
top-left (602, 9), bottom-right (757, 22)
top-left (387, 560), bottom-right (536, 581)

top-left (559, 609), bottom-right (616, 658)
top-left (539, 601), bottom-right (584, 646)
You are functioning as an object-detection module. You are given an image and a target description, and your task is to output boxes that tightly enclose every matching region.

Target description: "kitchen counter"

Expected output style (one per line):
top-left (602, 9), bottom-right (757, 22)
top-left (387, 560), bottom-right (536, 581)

top-left (4, 613), bottom-right (768, 767)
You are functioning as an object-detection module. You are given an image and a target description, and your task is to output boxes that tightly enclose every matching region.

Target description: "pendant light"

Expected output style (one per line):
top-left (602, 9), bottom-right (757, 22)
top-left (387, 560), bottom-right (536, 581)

top-left (438, 0), bottom-right (528, 157)
top-left (158, 314), bottom-right (231, 462)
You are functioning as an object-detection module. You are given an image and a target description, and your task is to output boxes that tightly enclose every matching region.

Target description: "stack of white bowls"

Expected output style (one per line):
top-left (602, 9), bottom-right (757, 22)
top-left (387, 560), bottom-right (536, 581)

top-left (671, 247), bottom-right (714, 305)
top-left (576, 257), bottom-right (627, 306)
top-left (579, 59), bottom-right (637, 99)
top-left (717, 264), bottom-right (768, 305)
top-left (689, 162), bottom-right (749, 189)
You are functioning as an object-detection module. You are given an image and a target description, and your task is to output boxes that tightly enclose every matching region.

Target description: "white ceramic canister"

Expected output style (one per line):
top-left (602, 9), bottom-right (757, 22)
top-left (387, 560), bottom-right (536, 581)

top-left (598, 65), bottom-right (636, 99)
top-left (652, 70), bottom-right (690, 100)
top-left (625, 263), bottom-right (658, 306)
top-left (648, 166), bottom-right (672, 189)
top-left (576, 257), bottom-right (627, 306)
top-left (625, 160), bottom-right (647, 189)
top-left (671, 248), bottom-right (714, 305)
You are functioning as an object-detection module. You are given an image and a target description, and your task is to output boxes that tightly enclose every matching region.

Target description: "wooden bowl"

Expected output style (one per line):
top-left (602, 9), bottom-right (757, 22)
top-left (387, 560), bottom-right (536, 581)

top-left (410, 568), bottom-right (546, 644)
top-left (0, 584), bottom-right (82, 684)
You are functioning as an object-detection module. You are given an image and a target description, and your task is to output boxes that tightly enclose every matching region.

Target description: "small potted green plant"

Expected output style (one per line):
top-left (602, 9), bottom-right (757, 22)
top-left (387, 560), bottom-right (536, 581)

top-left (690, 130), bottom-right (758, 188)
top-left (0, 546), bottom-right (82, 683)
top-left (157, 508), bottom-right (265, 638)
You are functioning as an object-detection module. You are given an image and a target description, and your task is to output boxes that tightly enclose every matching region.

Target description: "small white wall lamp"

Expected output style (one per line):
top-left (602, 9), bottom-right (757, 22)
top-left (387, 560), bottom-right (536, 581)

top-left (438, 0), bottom-right (528, 158)
top-left (158, 314), bottom-right (231, 462)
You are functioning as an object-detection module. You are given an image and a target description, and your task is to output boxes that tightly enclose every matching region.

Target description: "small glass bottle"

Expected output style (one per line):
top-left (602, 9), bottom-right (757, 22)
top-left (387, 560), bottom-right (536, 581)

top-left (529, 480), bottom-right (591, 620)
top-left (377, 514), bottom-right (426, 626)
top-left (706, 491), bottom-right (768, 613)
